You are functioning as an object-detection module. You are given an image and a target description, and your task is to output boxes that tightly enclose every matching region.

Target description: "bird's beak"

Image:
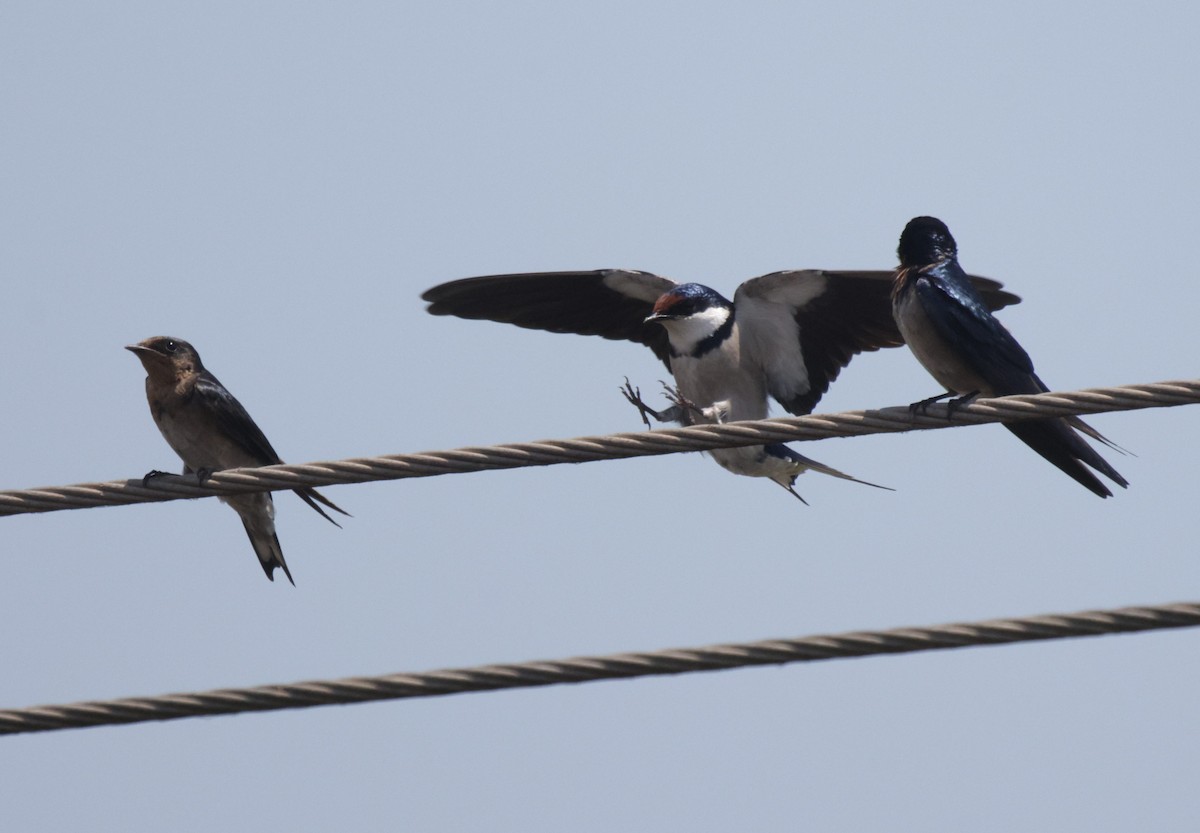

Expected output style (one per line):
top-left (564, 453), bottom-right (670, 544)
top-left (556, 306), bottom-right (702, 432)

top-left (125, 343), bottom-right (166, 367)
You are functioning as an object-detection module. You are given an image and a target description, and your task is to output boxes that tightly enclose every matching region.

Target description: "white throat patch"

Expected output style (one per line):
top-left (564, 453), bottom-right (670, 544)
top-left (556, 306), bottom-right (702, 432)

top-left (659, 305), bottom-right (731, 354)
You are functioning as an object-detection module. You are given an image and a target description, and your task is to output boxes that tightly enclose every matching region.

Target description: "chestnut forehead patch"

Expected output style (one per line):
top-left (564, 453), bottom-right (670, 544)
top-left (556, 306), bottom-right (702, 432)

top-left (652, 292), bottom-right (684, 314)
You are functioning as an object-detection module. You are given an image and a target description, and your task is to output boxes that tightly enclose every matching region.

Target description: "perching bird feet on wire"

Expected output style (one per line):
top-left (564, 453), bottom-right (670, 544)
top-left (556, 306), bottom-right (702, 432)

top-left (620, 378), bottom-right (706, 428)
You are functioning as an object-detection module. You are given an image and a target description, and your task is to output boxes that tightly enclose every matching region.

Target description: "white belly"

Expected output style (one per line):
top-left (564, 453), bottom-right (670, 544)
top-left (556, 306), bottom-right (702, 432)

top-left (669, 346), bottom-right (769, 425)
top-left (668, 340), bottom-right (784, 479)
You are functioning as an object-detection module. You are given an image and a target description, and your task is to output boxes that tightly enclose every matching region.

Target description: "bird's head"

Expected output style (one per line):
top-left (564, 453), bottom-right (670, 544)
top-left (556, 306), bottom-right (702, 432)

top-left (644, 283), bottom-right (735, 355)
top-left (897, 216), bottom-right (958, 268)
top-left (125, 336), bottom-right (203, 383)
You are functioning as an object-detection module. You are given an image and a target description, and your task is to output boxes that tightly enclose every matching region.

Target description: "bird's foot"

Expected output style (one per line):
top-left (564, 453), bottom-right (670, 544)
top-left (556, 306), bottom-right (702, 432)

top-left (141, 470), bottom-right (172, 488)
top-left (945, 391), bottom-right (980, 420)
top-left (908, 391), bottom-right (955, 417)
top-left (621, 377), bottom-right (666, 429)
top-left (659, 382), bottom-right (706, 420)
top-left (194, 467), bottom-right (215, 485)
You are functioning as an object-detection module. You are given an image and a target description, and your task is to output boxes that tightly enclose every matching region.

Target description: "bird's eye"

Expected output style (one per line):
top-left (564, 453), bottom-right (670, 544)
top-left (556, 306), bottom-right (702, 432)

top-left (163, 340), bottom-right (178, 354)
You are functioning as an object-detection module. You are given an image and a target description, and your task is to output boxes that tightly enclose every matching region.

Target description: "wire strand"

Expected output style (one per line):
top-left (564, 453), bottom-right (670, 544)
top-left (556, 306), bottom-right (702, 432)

top-left (0, 378), bottom-right (1194, 517)
top-left (2, 600), bottom-right (1196, 735)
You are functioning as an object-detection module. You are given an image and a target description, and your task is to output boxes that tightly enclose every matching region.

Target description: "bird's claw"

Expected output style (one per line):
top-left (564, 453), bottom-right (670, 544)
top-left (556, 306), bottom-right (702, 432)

top-left (945, 391), bottom-right (980, 420)
top-left (907, 390), bottom-right (980, 421)
top-left (659, 382), bottom-right (705, 419)
top-left (908, 391), bottom-right (954, 418)
top-left (141, 470), bottom-right (171, 488)
top-left (621, 377), bottom-right (661, 429)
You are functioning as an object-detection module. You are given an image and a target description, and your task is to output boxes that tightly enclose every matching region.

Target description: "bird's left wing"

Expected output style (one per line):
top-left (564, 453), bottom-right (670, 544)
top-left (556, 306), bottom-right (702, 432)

top-left (192, 372), bottom-right (350, 524)
top-left (913, 265), bottom-right (1036, 387)
top-left (736, 269), bottom-right (1021, 416)
top-left (191, 372), bottom-right (284, 464)
top-left (422, 270), bottom-right (678, 367)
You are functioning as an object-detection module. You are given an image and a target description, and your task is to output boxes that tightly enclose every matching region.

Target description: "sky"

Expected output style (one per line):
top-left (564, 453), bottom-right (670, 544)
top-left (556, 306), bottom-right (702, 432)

top-left (2, 2), bottom-right (1199, 830)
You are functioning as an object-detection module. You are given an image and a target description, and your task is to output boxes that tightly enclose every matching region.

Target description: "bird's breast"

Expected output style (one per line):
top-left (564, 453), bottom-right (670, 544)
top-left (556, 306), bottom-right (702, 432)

top-left (894, 290), bottom-right (993, 396)
top-left (150, 399), bottom-right (262, 472)
top-left (669, 335), bottom-right (769, 423)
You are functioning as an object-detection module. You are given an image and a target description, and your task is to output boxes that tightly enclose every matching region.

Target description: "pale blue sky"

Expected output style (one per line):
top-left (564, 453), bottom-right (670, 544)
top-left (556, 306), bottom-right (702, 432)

top-left (3, 3), bottom-right (1199, 830)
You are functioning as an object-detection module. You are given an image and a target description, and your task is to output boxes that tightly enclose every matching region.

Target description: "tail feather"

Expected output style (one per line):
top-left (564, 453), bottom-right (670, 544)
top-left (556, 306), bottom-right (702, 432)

top-left (226, 493), bottom-right (294, 585)
top-left (1026, 373), bottom-right (1132, 461)
top-left (1005, 418), bottom-right (1128, 498)
top-left (239, 518), bottom-right (294, 585)
top-left (1064, 414), bottom-right (1133, 456)
top-left (294, 487), bottom-right (351, 528)
top-left (765, 443), bottom-right (895, 492)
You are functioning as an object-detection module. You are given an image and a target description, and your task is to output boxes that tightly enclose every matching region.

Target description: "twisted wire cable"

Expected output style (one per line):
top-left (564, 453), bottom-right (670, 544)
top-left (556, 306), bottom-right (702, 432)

top-left (2, 601), bottom-right (1196, 736)
top-left (1, 378), bottom-right (1196, 517)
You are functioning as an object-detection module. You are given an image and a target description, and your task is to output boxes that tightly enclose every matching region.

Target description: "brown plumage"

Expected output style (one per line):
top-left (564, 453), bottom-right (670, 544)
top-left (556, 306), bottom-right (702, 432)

top-left (127, 336), bottom-right (348, 583)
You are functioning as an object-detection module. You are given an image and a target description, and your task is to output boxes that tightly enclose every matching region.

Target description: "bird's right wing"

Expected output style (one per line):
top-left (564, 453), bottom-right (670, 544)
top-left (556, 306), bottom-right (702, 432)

top-left (422, 270), bottom-right (678, 367)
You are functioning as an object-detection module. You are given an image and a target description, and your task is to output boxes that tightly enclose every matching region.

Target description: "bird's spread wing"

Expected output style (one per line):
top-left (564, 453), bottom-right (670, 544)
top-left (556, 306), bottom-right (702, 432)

top-left (914, 264), bottom-right (1035, 389)
top-left (736, 269), bottom-right (1021, 416)
top-left (191, 372), bottom-right (284, 464)
top-left (422, 270), bottom-right (678, 367)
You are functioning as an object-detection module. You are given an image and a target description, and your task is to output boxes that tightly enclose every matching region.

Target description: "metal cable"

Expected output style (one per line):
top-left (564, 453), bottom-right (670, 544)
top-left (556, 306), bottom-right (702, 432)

top-left (2, 601), bottom-right (1196, 735)
top-left (1, 378), bottom-right (1196, 517)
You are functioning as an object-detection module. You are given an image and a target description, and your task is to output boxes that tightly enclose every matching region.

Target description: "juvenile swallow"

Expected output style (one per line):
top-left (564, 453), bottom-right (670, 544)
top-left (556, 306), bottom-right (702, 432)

top-left (126, 336), bottom-right (349, 583)
top-left (423, 268), bottom-right (1021, 500)
top-left (892, 216), bottom-right (1127, 497)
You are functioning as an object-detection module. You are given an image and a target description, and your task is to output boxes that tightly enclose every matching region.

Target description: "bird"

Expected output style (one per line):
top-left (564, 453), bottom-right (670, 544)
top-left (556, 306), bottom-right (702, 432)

top-left (891, 216), bottom-right (1127, 497)
top-left (126, 336), bottom-right (349, 583)
top-left (423, 267), bottom-right (1021, 501)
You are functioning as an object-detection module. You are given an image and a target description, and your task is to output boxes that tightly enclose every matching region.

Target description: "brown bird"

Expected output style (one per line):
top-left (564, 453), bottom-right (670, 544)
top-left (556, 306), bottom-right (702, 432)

top-left (126, 336), bottom-right (348, 583)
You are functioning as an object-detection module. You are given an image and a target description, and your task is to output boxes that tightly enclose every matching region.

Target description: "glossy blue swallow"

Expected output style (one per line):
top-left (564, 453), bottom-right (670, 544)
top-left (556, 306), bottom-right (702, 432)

top-left (892, 216), bottom-right (1127, 497)
top-left (127, 336), bottom-right (349, 583)
top-left (424, 267), bottom-right (1020, 500)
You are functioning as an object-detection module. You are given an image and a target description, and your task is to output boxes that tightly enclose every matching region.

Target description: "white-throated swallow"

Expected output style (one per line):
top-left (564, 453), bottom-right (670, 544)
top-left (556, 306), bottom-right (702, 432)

top-left (423, 268), bottom-right (1021, 500)
top-left (892, 216), bottom-right (1127, 497)
top-left (126, 336), bottom-right (349, 583)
